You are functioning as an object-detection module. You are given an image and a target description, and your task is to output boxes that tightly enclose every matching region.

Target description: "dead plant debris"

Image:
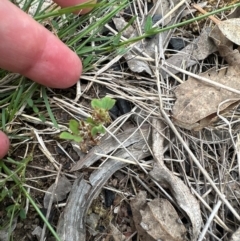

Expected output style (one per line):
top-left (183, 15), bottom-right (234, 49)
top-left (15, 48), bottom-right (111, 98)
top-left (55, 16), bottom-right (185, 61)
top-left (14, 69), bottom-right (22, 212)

top-left (173, 10), bottom-right (240, 130)
top-left (2, 0), bottom-right (240, 241)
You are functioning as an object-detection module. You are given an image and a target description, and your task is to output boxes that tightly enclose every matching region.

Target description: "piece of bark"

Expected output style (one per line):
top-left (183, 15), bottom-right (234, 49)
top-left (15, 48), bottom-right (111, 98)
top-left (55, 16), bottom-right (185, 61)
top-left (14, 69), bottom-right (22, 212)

top-left (151, 119), bottom-right (202, 240)
top-left (57, 138), bottom-right (151, 241)
top-left (71, 125), bottom-right (150, 171)
top-left (57, 176), bottom-right (91, 241)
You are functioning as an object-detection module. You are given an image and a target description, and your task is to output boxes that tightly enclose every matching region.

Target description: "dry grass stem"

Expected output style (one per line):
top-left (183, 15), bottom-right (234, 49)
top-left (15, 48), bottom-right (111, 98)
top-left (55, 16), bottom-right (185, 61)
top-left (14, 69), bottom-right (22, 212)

top-left (164, 61), bottom-right (240, 94)
top-left (192, 4), bottom-right (221, 25)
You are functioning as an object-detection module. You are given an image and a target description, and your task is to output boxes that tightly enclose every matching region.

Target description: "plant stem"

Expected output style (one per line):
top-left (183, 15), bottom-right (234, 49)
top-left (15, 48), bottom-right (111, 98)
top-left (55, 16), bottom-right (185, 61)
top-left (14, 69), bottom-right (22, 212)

top-left (192, 4), bottom-right (221, 25)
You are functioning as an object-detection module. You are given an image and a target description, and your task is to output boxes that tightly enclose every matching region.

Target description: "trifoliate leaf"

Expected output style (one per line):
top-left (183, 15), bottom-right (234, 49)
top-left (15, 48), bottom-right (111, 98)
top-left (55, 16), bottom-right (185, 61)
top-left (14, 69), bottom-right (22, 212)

top-left (91, 97), bottom-right (116, 110)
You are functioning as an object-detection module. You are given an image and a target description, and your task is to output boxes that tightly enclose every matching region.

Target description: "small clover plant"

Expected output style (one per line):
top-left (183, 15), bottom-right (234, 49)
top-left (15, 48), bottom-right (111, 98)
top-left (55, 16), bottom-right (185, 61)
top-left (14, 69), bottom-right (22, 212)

top-left (60, 97), bottom-right (115, 151)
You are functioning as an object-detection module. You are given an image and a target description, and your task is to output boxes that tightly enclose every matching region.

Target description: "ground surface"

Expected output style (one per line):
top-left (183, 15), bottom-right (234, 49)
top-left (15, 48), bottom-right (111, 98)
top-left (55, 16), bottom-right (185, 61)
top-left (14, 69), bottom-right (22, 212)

top-left (1, 0), bottom-right (240, 241)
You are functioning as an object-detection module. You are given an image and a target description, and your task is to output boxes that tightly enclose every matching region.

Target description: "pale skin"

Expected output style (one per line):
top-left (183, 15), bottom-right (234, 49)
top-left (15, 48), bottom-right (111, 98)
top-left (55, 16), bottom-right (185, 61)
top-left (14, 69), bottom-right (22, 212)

top-left (0, 0), bottom-right (94, 158)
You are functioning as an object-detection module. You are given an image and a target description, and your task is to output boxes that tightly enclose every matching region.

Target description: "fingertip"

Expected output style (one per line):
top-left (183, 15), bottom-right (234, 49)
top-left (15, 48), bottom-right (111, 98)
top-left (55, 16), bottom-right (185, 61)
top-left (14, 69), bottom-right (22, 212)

top-left (25, 39), bottom-right (83, 88)
top-left (0, 131), bottom-right (10, 159)
top-left (53, 51), bottom-right (82, 89)
top-left (60, 52), bottom-right (82, 88)
top-left (0, 0), bottom-right (83, 89)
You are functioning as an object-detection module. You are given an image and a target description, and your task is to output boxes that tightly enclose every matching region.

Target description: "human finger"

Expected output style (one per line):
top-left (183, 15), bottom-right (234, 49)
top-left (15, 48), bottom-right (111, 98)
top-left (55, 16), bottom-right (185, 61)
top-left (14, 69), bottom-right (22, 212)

top-left (0, 0), bottom-right (82, 88)
top-left (0, 131), bottom-right (10, 159)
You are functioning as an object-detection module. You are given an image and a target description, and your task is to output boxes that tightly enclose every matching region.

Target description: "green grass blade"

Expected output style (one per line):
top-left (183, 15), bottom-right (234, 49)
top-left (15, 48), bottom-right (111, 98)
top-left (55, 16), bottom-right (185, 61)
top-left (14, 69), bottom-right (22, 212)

top-left (1, 162), bottom-right (62, 241)
top-left (41, 87), bottom-right (58, 128)
top-left (34, 1), bottom-right (100, 20)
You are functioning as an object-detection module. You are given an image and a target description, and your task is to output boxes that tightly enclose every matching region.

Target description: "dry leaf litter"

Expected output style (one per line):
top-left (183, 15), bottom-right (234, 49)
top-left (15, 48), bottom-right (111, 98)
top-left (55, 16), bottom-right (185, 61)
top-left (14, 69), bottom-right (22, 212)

top-left (2, 0), bottom-right (240, 241)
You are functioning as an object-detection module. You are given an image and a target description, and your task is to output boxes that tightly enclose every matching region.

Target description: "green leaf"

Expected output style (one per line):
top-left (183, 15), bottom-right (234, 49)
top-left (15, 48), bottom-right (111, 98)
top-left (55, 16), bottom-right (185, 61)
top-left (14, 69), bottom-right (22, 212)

top-left (91, 97), bottom-right (116, 110)
top-left (59, 132), bottom-right (75, 140)
top-left (145, 26), bottom-right (160, 36)
top-left (19, 208), bottom-right (26, 220)
top-left (0, 188), bottom-right (9, 201)
top-left (27, 98), bottom-right (34, 107)
top-left (144, 15), bottom-right (153, 33)
top-left (116, 46), bottom-right (129, 55)
top-left (83, 55), bottom-right (93, 67)
top-left (86, 117), bottom-right (96, 125)
top-left (42, 86), bottom-right (59, 128)
top-left (33, 105), bottom-right (39, 113)
top-left (59, 132), bottom-right (82, 143)
top-left (100, 97), bottom-right (116, 110)
top-left (91, 127), bottom-right (98, 136)
top-left (69, 119), bottom-right (79, 135)
top-left (112, 34), bottom-right (121, 46)
top-left (91, 125), bottom-right (105, 136)
top-left (91, 99), bottom-right (102, 109)
top-left (72, 135), bottom-right (83, 143)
